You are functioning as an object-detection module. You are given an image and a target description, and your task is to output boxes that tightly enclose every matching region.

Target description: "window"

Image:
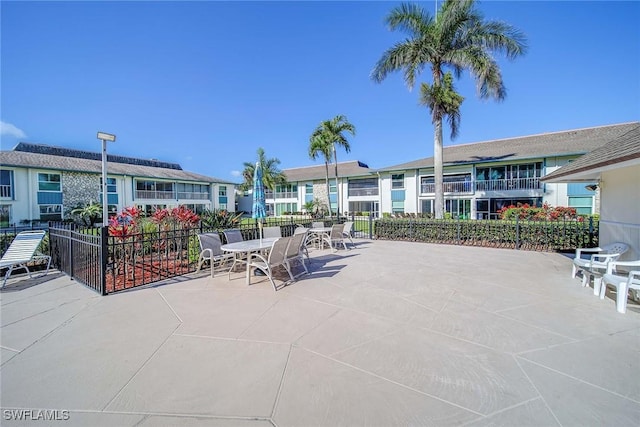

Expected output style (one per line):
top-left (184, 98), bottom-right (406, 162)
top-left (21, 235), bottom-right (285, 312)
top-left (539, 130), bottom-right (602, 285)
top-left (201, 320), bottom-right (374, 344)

top-left (348, 178), bottom-right (378, 196)
top-left (275, 202), bottom-right (297, 215)
top-left (568, 197), bottom-right (593, 215)
top-left (39, 204), bottom-right (62, 221)
top-left (329, 183), bottom-right (337, 194)
top-left (38, 173), bottom-right (61, 191)
top-left (0, 205), bottom-right (10, 227)
top-left (445, 199), bottom-right (471, 219)
top-left (0, 170), bottom-right (13, 198)
top-left (219, 186), bottom-right (227, 196)
top-left (305, 183), bottom-right (313, 194)
top-left (391, 174), bottom-right (404, 189)
top-left (421, 199), bottom-right (433, 215)
top-left (100, 177), bottom-right (117, 193)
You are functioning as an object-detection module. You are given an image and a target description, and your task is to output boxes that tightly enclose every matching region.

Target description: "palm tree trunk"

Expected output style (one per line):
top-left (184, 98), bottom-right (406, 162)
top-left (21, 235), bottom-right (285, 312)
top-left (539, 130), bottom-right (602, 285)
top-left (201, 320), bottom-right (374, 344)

top-left (333, 145), bottom-right (339, 218)
top-left (434, 120), bottom-right (444, 219)
top-left (324, 161), bottom-right (331, 217)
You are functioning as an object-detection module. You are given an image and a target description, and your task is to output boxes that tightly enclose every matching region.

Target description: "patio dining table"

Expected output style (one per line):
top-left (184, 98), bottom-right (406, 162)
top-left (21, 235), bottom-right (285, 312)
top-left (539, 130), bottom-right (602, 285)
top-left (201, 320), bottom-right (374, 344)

top-left (309, 227), bottom-right (332, 249)
top-left (221, 237), bottom-right (278, 285)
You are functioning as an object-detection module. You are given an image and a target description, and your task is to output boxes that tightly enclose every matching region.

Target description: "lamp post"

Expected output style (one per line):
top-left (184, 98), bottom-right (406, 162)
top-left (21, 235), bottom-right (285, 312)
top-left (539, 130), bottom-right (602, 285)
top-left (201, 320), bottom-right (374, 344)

top-left (97, 131), bottom-right (116, 226)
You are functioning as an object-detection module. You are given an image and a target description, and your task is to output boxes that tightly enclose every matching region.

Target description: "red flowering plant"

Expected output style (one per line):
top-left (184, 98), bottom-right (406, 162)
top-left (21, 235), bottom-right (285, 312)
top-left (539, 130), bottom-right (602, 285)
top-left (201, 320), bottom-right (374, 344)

top-left (108, 206), bottom-right (143, 277)
top-left (499, 202), bottom-right (578, 221)
top-left (149, 206), bottom-right (200, 259)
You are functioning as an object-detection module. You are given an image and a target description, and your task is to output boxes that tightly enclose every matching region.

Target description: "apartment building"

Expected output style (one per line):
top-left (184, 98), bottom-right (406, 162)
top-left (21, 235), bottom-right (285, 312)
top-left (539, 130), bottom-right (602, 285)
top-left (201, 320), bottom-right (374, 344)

top-left (266, 122), bottom-right (638, 219)
top-left (0, 143), bottom-right (235, 227)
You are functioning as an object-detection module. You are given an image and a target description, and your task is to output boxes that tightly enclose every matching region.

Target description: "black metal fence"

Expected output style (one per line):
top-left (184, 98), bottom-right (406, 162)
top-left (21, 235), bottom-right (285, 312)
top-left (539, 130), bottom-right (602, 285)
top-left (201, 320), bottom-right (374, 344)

top-left (374, 217), bottom-right (598, 251)
top-left (6, 215), bottom-right (597, 295)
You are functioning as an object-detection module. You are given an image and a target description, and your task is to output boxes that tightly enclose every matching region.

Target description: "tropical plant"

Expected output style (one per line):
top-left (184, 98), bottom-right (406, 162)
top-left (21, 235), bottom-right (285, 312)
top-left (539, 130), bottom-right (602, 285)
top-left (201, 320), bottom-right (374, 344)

top-left (200, 209), bottom-right (243, 230)
top-left (239, 147), bottom-right (287, 192)
top-left (309, 115), bottom-right (356, 217)
top-left (371, 0), bottom-right (527, 219)
top-left (70, 202), bottom-right (102, 226)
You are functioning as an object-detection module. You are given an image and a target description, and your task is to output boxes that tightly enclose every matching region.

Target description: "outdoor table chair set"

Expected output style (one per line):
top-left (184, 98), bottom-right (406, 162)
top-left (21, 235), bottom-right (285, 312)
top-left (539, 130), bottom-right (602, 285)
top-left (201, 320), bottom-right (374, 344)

top-left (571, 242), bottom-right (640, 313)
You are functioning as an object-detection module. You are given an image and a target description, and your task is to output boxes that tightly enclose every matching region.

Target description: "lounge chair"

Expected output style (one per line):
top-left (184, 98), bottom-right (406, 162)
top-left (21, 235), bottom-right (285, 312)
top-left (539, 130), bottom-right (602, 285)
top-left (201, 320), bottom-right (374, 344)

top-left (599, 259), bottom-right (640, 313)
top-left (1, 230), bottom-right (51, 288)
top-left (572, 242), bottom-right (629, 290)
top-left (195, 233), bottom-right (235, 278)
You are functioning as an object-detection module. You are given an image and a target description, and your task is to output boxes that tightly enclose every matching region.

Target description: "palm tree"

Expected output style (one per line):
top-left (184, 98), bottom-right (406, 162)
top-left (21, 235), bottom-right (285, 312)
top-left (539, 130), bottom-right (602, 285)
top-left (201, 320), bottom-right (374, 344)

top-left (371, 1), bottom-right (527, 219)
top-left (70, 202), bottom-right (102, 226)
top-left (308, 133), bottom-right (333, 216)
top-left (309, 115), bottom-right (356, 216)
top-left (240, 147), bottom-right (287, 192)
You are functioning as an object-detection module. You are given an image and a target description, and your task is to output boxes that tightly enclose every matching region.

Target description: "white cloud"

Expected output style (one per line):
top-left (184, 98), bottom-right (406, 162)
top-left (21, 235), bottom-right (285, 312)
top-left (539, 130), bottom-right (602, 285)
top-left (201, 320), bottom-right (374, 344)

top-left (230, 170), bottom-right (242, 177)
top-left (0, 121), bottom-right (27, 139)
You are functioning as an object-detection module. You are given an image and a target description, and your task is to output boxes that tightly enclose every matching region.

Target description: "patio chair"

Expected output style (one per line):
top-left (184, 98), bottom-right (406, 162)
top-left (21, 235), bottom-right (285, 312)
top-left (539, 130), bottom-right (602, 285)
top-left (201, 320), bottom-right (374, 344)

top-left (311, 221), bottom-right (325, 229)
top-left (599, 259), bottom-right (640, 313)
top-left (572, 242), bottom-right (629, 288)
top-left (195, 233), bottom-right (235, 278)
top-left (1, 230), bottom-right (51, 288)
top-left (285, 231), bottom-right (309, 277)
top-left (248, 237), bottom-right (293, 291)
top-left (223, 229), bottom-right (246, 277)
top-left (341, 221), bottom-right (355, 247)
top-left (262, 226), bottom-right (282, 238)
top-left (294, 226), bottom-right (311, 261)
top-left (322, 223), bottom-right (348, 252)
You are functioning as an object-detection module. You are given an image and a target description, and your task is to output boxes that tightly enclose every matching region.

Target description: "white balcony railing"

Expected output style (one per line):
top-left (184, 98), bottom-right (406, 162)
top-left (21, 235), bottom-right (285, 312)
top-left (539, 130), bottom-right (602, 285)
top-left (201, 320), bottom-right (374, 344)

top-left (135, 190), bottom-right (175, 200)
top-left (0, 185), bottom-right (12, 198)
top-left (348, 188), bottom-right (379, 197)
top-left (274, 191), bottom-right (297, 199)
top-left (177, 191), bottom-right (210, 200)
top-left (421, 181), bottom-right (472, 194)
top-left (475, 177), bottom-right (542, 191)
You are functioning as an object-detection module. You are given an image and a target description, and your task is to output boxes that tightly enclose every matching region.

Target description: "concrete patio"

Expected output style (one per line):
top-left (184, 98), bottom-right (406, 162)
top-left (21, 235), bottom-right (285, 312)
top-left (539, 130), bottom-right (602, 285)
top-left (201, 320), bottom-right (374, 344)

top-left (1, 239), bottom-right (639, 426)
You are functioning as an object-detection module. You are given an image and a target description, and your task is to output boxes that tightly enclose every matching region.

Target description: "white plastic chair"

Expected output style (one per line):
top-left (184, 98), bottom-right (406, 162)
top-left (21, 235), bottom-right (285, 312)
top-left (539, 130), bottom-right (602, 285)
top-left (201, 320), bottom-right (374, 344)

top-left (248, 237), bottom-right (293, 290)
top-left (195, 233), bottom-right (235, 278)
top-left (1, 230), bottom-right (51, 288)
top-left (599, 260), bottom-right (640, 313)
top-left (572, 242), bottom-right (629, 288)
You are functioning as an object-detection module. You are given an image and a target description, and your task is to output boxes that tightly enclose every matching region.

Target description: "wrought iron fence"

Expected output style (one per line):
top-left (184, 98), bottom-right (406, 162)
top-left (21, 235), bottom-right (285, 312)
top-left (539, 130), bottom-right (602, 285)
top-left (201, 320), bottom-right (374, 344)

top-left (374, 217), bottom-right (598, 251)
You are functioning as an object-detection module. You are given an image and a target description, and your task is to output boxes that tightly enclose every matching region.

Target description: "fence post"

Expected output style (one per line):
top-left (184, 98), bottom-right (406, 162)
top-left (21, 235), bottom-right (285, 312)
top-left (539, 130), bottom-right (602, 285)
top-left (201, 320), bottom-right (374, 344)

top-left (368, 213), bottom-right (373, 239)
top-left (588, 216), bottom-right (594, 247)
top-left (457, 220), bottom-right (461, 245)
top-left (100, 226), bottom-right (108, 295)
top-left (515, 216), bottom-right (520, 250)
top-left (69, 223), bottom-right (75, 279)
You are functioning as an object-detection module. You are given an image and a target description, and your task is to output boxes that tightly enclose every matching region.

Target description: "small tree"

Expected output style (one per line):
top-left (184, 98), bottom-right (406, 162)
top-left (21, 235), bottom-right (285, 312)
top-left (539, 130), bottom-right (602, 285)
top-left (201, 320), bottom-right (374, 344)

top-left (70, 202), bottom-right (102, 226)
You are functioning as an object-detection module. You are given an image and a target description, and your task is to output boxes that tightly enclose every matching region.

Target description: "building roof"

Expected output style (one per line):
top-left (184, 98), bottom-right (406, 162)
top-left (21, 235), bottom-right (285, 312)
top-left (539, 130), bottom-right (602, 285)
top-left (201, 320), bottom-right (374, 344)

top-left (0, 143), bottom-right (235, 184)
top-left (541, 124), bottom-right (640, 183)
top-left (283, 160), bottom-right (373, 182)
top-left (376, 122), bottom-right (640, 172)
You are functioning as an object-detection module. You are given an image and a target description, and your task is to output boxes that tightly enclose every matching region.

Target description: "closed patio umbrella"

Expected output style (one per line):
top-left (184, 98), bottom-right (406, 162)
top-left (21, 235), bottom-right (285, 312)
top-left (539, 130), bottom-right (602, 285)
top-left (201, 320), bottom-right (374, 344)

top-left (252, 161), bottom-right (267, 242)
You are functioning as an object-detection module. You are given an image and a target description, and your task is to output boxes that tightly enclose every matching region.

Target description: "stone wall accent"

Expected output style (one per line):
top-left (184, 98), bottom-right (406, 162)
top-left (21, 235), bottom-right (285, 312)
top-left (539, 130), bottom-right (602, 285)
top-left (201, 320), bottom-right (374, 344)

top-left (63, 172), bottom-right (101, 215)
top-left (313, 181), bottom-right (330, 210)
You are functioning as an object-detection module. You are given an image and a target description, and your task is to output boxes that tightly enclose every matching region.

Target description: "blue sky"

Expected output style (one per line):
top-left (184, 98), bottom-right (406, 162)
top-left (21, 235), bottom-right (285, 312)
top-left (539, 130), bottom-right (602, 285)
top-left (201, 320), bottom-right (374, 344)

top-left (2, 1), bottom-right (639, 183)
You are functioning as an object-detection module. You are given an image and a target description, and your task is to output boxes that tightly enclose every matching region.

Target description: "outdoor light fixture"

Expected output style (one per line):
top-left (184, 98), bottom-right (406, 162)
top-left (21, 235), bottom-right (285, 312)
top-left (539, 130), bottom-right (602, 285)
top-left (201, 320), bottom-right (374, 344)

top-left (97, 131), bottom-right (116, 226)
top-left (585, 184), bottom-right (598, 191)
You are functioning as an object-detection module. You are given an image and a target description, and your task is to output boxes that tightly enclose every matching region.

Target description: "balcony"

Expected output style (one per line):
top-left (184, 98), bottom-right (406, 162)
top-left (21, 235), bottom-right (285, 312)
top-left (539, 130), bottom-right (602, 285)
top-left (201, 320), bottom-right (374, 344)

top-left (476, 177), bottom-right (542, 192)
top-left (135, 190), bottom-right (175, 200)
top-left (421, 181), bottom-right (472, 194)
top-left (274, 191), bottom-right (297, 199)
top-left (177, 191), bottom-right (210, 200)
top-left (348, 188), bottom-right (379, 197)
top-left (0, 184), bottom-right (12, 198)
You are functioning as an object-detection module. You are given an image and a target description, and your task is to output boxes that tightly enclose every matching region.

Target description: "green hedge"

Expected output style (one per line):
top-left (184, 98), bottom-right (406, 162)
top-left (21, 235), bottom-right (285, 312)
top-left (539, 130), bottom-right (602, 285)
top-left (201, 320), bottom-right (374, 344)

top-left (374, 218), bottom-right (598, 251)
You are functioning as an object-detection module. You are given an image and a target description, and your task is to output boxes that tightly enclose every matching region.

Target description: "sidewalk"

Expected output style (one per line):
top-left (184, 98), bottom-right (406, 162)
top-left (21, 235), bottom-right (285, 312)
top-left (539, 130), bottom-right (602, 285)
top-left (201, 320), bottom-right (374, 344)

top-left (1, 240), bottom-right (639, 426)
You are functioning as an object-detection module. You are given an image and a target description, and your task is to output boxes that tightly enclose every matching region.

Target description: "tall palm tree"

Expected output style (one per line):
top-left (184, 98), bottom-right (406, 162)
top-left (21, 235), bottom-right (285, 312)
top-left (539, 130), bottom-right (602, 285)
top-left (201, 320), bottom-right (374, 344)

top-left (308, 133), bottom-right (333, 216)
top-left (240, 147), bottom-right (287, 192)
top-left (309, 115), bottom-right (356, 216)
top-left (371, 1), bottom-right (527, 219)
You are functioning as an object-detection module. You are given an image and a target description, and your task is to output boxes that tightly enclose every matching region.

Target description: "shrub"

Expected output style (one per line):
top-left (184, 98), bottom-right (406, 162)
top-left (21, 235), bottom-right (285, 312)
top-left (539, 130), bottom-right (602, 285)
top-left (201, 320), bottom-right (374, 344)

top-left (498, 202), bottom-right (577, 221)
